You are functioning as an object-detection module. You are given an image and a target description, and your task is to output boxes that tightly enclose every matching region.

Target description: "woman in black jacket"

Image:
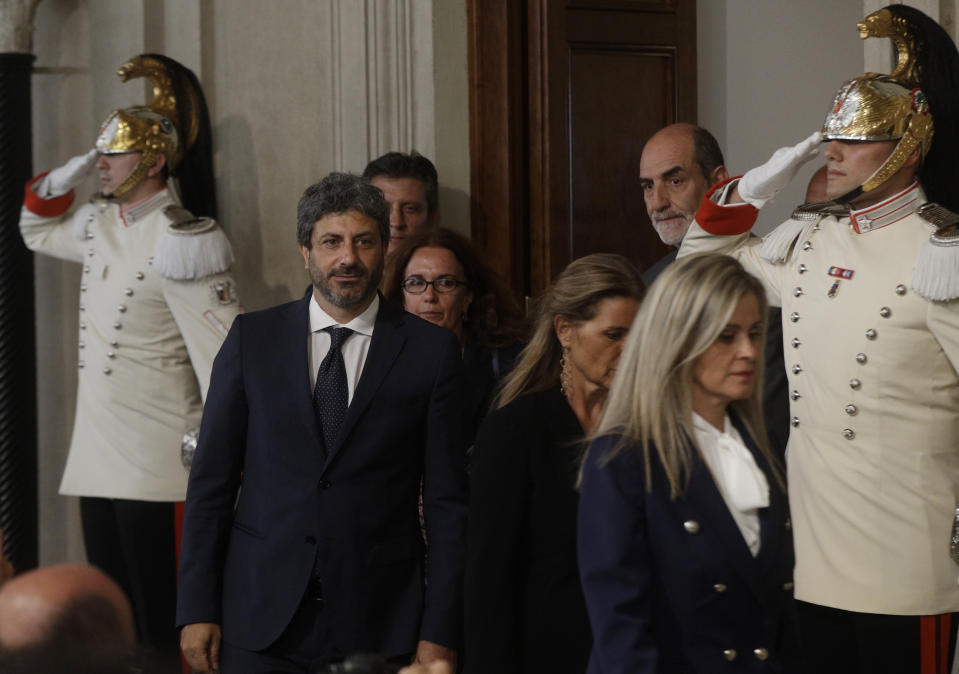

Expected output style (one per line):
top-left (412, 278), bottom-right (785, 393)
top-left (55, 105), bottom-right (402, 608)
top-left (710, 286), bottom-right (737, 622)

top-left (463, 254), bottom-right (644, 674)
top-left (382, 227), bottom-right (527, 441)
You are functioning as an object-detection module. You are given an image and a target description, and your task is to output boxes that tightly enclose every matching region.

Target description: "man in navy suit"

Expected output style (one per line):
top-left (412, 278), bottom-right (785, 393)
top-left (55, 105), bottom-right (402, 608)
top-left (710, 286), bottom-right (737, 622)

top-left (176, 172), bottom-right (469, 673)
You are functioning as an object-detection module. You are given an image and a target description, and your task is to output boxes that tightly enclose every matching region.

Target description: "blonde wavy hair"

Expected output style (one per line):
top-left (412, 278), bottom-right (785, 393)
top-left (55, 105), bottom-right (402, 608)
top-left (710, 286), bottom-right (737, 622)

top-left (594, 253), bottom-right (784, 497)
top-left (494, 254), bottom-right (645, 410)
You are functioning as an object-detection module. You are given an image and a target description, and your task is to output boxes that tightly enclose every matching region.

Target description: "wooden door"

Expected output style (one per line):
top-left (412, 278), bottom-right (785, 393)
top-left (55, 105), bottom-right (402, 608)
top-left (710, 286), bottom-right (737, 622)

top-left (469, 0), bottom-right (697, 298)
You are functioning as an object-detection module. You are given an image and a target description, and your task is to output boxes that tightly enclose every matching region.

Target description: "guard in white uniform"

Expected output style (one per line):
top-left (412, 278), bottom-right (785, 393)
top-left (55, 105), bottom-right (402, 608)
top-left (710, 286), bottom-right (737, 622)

top-left (679, 7), bottom-right (959, 673)
top-left (19, 54), bottom-right (239, 669)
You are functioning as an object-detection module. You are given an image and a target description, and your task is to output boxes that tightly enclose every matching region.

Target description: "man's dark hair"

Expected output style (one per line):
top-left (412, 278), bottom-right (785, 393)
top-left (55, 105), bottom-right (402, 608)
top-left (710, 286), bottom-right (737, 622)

top-left (362, 151), bottom-right (439, 214)
top-left (297, 173), bottom-right (390, 248)
top-left (690, 126), bottom-right (725, 184)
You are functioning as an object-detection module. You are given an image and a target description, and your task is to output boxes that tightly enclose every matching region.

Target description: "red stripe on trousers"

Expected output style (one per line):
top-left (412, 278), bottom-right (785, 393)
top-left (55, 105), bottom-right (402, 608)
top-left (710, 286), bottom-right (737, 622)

top-left (921, 613), bottom-right (952, 674)
top-left (175, 502), bottom-right (188, 674)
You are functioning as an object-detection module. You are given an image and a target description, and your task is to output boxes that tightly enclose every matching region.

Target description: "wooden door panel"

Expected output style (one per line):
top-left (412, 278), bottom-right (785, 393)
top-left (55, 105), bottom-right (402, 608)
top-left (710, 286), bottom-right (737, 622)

top-left (468, 0), bottom-right (696, 299)
top-left (569, 0), bottom-right (677, 9)
top-left (568, 45), bottom-right (675, 268)
top-left (567, 6), bottom-right (682, 44)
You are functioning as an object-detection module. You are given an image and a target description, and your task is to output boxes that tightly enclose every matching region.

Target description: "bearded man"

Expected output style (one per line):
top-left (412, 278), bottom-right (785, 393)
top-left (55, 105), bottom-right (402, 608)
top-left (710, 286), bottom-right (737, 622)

top-left (176, 172), bottom-right (469, 673)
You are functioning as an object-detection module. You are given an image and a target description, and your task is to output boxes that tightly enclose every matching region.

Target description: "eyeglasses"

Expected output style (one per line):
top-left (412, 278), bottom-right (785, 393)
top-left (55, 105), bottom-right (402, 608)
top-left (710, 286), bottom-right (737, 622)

top-left (401, 276), bottom-right (468, 294)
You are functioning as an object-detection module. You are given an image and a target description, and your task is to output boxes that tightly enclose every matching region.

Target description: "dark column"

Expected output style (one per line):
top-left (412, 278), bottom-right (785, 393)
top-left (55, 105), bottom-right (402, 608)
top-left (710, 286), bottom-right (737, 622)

top-left (0, 52), bottom-right (38, 572)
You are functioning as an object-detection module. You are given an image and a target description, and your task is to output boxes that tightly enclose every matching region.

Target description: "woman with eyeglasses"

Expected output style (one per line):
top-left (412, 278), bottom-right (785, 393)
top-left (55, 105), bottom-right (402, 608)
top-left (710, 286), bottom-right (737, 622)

top-left (578, 254), bottom-right (798, 673)
top-left (463, 254), bottom-right (644, 674)
top-left (383, 228), bottom-right (527, 439)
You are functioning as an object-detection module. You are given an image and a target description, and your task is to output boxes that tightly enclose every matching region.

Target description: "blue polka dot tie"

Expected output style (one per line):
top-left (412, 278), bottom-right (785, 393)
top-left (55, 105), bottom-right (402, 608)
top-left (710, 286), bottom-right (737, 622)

top-left (313, 326), bottom-right (352, 454)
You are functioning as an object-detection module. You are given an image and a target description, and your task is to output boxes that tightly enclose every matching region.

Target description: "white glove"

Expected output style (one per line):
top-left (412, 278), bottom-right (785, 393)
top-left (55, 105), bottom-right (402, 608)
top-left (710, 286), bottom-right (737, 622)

top-left (738, 132), bottom-right (823, 209)
top-left (35, 149), bottom-right (99, 198)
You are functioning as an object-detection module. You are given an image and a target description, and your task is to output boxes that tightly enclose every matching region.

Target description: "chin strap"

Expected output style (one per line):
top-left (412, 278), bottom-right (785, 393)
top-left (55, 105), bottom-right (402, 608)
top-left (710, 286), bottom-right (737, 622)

top-left (108, 150), bottom-right (160, 199)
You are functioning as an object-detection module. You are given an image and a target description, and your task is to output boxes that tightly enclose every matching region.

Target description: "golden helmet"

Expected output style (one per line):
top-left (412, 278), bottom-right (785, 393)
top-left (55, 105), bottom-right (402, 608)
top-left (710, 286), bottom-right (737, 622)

top-left (95, 107), bottom-right (180, 197)
top-left (93, 55), bottom-right (200, 198)
top-left (821, 74), bottom-right (932, 195)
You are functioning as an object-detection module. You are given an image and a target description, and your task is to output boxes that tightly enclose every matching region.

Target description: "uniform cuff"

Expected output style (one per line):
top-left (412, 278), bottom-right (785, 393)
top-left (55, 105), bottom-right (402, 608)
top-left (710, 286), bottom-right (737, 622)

top-left (696, 177), bottom-right (758, 235)
top-left (23, 172), bottom-right (75, 217)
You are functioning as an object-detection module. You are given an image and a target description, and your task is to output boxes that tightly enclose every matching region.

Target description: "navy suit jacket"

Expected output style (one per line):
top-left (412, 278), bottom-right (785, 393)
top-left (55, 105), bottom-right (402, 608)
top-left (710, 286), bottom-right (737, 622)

top-left (578, 417), bottom-right (799, 673)
top-left (175, 291), bottom-right (470, 657)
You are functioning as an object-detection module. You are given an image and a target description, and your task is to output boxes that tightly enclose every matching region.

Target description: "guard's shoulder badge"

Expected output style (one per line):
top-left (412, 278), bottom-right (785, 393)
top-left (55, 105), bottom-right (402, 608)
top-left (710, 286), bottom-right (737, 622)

top-left (162, 204), bottom-right (196, 225)
top-left (790, 201), bottom-right (848, 221)
top-left (912, 203), bottom-right (959, 301)
top-left (918, 202), bottom-right (959, 233)
top-left (154, 206), bottom-right (235, 281)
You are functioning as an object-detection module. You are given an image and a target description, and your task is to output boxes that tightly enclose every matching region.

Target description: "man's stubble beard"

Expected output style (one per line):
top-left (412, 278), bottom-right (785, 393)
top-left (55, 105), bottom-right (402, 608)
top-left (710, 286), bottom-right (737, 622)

top-left (652, 215), bottom-right (692, 247)
top-left (310, 253), bottom-right (385, 309)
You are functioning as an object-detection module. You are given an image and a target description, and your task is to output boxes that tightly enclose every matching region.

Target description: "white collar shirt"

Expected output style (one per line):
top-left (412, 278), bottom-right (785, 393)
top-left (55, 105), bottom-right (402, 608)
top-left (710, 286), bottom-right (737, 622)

top-left (308, 293), bottom-right (379, 404)
top-left (692, 412), bottom-right (770, 557)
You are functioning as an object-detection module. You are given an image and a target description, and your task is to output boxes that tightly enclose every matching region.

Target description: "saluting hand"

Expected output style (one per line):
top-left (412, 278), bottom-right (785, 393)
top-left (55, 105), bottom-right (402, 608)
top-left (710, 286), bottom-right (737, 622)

top-left (42, 149), bottom-right (99, 198)
top-left (737, 131), bottom-right (824, 209)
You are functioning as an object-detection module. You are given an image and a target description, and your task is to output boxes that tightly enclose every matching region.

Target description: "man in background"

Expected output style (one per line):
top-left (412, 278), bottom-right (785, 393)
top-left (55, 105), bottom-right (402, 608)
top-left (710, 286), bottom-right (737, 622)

top-left (363, 151), bottom-right (439, 253)
top-left (640, 123), bottom-right (728, 283)
top-left (639, 122), bottom-right (789, 456)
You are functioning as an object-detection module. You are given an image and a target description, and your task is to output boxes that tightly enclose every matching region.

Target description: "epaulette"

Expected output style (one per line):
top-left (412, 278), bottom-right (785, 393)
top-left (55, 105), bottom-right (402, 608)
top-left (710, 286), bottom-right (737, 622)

top-left (761, 201), bottom-right (849, 263)
top-left (789, 201), bottom-right (849, 220)
top-left (153, 204), bottom-right (235, 281)
top-left (912, 203), bottom-right (959, 301)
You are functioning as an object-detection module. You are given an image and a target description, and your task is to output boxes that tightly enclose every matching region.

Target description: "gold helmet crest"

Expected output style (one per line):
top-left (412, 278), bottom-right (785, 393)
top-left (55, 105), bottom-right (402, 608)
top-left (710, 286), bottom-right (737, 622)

top-left (95, 55), bottom-right (201, 198)
top-left (820, 7), bottom-right (934, 200)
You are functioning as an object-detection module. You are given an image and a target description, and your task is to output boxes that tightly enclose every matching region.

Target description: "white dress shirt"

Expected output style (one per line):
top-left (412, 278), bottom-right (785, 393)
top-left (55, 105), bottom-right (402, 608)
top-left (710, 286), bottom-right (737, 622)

top-left (692, 412), bottom-right (770, 557)
top-left (308, 293), bottom-right (379, 404)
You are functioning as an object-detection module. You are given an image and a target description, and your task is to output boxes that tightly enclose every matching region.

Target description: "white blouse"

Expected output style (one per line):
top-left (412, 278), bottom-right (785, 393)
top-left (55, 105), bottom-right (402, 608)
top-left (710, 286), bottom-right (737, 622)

top-left (692, 413), bottom-right (770, 557)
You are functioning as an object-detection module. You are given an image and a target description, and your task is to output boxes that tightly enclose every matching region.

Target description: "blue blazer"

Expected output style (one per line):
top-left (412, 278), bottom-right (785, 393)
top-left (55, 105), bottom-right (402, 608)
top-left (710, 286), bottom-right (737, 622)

top-left (175, 291), bottom-right (470, 657)
top-left (578, 417), bottom-right (799, 673)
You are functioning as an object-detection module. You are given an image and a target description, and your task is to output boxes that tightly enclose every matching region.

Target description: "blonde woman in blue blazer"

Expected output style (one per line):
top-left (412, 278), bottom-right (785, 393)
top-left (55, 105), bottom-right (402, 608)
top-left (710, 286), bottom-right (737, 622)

top-left (578, 254), bottom-right (800, 673)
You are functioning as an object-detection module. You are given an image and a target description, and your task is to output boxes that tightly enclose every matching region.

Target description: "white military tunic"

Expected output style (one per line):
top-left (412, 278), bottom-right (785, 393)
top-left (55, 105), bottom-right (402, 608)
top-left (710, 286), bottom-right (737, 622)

top-left (680, 181), bottom-right (959, 615)
top-left (20, 182), bottom-right (240, 501)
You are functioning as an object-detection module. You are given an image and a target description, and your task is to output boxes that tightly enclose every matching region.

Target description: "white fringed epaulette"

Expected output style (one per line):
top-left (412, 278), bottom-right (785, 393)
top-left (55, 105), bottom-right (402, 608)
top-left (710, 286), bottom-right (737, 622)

top-left (759, 201), bottom-right (848, 263)
top-left (71, 202), bottom-right (99, 241)
top-left (759, 218), bottom-right (809, 263)
top-left (153, 205), bottom-right (235, 281)
top-left (912, 203), bottom-right (959, 301)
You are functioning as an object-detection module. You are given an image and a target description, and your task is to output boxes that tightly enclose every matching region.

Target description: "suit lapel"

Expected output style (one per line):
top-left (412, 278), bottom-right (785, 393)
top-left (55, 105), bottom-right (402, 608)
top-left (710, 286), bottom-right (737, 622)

top-left (683, 454), bottom-right (764, 599)
top-left (321, 297), bottom-right (407, 471)
top-left (736, 420), bottom-right (787, 582)
top-left (730, 415), bottom-right (788, 593)
top-left (289, 289), bottom-right (327, 464)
